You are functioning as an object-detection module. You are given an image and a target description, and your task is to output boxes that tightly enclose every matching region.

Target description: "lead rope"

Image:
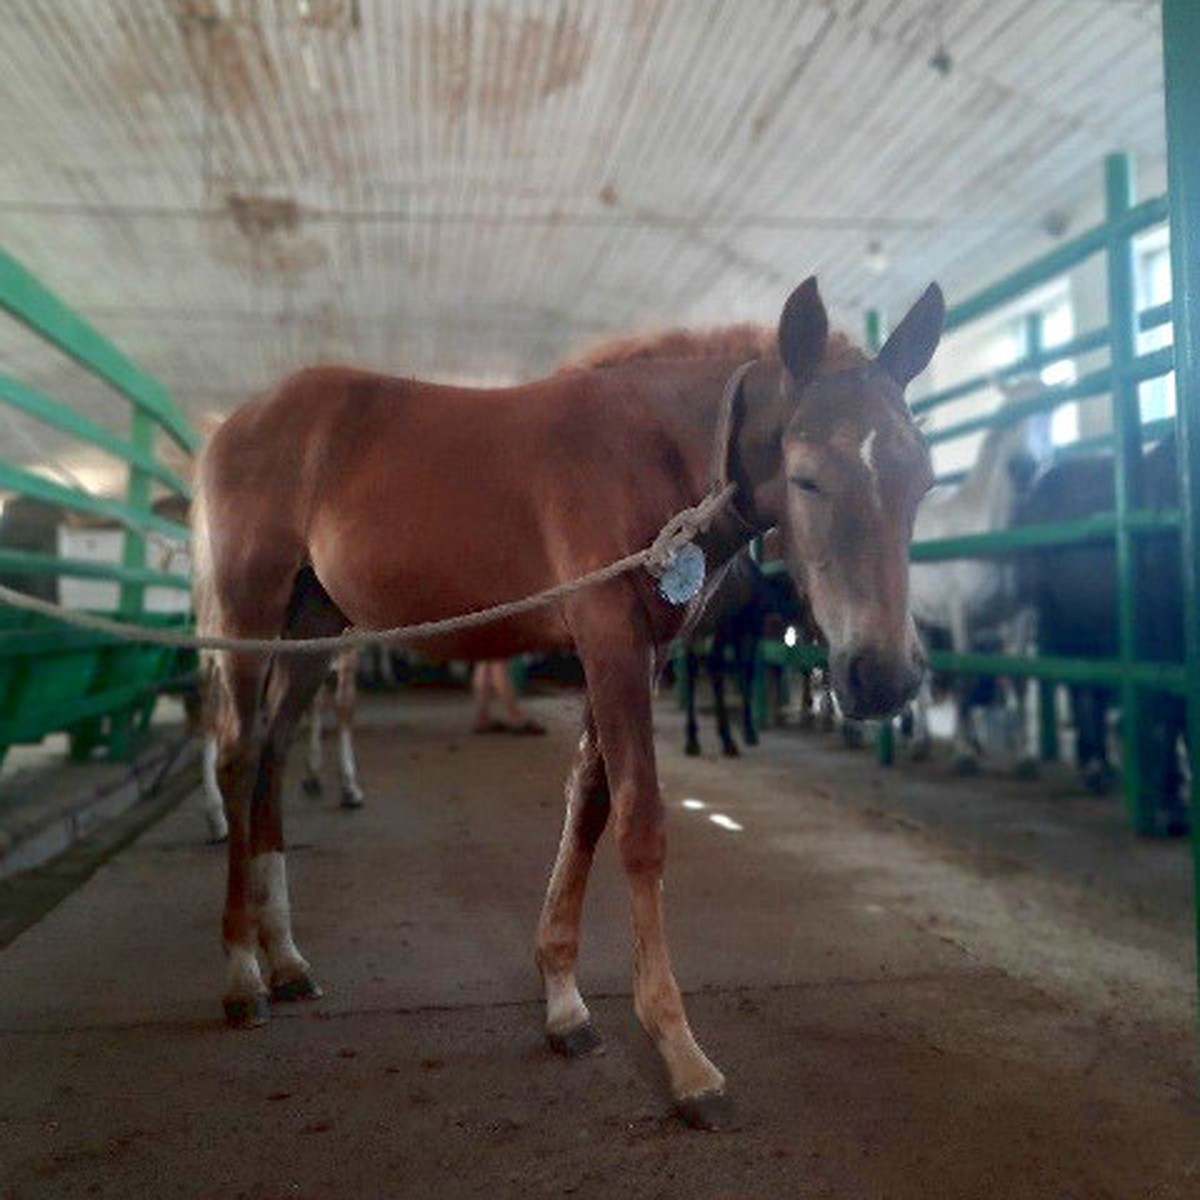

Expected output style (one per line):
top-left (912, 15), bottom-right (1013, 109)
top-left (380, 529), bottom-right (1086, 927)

top-left (0, 363), bottom-right (757, 658)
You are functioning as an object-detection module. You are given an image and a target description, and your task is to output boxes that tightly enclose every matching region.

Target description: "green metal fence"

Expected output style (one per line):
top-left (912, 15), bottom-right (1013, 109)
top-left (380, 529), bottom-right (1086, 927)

top-left (896, 151), bottom-right (1177, 838)
top-left (0, 246), bottom-right (198, 766)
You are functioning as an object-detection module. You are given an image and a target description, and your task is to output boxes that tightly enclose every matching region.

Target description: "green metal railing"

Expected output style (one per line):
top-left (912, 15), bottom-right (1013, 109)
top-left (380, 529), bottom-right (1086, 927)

top-left (1161, 0), bottom-right (1200, 1035)
top-left (856, 150), bottom-right (1178, 839)
top-left (0, 246), bottom-right (198, 766)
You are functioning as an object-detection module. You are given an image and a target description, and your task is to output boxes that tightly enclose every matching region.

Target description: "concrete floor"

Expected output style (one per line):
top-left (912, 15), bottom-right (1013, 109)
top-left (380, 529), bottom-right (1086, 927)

top-left (0, 685), bottom-right (1197, 1198)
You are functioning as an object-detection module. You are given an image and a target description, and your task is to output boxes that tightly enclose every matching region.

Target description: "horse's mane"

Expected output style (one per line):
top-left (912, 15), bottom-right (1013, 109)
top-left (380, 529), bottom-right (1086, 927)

top-left (558, 323), bottom-right (861, 373)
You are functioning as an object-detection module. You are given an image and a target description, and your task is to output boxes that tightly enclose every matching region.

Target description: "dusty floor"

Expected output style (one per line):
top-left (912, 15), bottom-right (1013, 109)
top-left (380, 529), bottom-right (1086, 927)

top-left (0, 685), bottom-right (1197, 1198)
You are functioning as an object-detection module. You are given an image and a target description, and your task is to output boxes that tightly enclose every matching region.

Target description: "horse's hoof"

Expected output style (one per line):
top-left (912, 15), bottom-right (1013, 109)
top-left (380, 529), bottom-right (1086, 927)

top-left (721, 743), bottom-right (740, 758)
top-left (223, 993), bottom-right (270, 1028)
top-left (953, 754), bottom-right (981, 777)
top-left (744, 732), bottom-right (758, 747)
top-left (301, 776), bottom-right (323, 797)
top-left (676, 1090), bottom-right (739, 1131)
top-left (684, 743), bottom-right (701, 758)
top-left (340, 789), bottom-right (366, 810)
top-left (270, 974), bottom-right (324, 1003)
top-left (547, 1022), bottom-right (603, 1058)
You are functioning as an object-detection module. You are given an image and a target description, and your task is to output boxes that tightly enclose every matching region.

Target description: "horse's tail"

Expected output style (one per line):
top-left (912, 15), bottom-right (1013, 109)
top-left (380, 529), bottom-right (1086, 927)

top-left (189, 438), bottom-right (225, 726)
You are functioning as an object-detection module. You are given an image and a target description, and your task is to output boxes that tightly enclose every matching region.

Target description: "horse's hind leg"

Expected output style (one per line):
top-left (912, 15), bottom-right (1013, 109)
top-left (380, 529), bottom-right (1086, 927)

top-left (302, 683), bottom-right (326, 796)
top-left (214, 650), bottom-right (274, 1027)
top-left (535, 706), bottom-right (609, 1057)
top-left (251, 648), bottom-right (336, 1003)
top-left (333, 650), bottom-right (365, 808)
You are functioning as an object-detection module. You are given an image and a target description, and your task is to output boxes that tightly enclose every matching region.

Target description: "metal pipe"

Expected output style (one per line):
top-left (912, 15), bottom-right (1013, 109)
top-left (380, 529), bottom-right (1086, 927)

top-left (1161, 0), bottom-right (1200, 1041)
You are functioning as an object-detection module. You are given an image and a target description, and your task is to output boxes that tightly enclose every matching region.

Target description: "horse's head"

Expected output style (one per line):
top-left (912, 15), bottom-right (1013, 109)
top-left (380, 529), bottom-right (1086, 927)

top-left (765, 278), bottom-right (943, 719)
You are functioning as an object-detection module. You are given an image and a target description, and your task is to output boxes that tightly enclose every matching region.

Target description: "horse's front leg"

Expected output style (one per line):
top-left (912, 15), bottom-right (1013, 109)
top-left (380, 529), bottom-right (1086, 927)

top-left (535, 708), bottom-right (609, 1057)
top-left (576, 615), bottom-right (730, 1128)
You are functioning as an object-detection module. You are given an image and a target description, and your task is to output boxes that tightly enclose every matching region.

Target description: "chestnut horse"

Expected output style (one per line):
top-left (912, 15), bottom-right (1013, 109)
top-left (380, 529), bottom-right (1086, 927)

top-left (193, 277), bottom-right (942, 1128)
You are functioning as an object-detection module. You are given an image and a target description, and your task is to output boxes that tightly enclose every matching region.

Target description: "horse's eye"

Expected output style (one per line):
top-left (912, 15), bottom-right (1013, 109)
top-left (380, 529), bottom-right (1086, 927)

top-left (790, 476), bottom-right (822, 496)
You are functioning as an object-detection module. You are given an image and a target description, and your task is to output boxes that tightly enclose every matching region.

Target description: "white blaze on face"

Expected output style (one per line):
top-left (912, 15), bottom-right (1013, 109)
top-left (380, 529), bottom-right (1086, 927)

top-left (860, 428), bottom-right (882, 506)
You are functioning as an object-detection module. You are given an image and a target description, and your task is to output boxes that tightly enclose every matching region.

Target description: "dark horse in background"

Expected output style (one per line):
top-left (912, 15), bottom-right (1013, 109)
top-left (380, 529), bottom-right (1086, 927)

top-left (195, 277), bottom-right (943, 1128)
top-left (1015, 433), bottom-right (1186, 834)
top-left (681, 550), bottom-right (800, 758)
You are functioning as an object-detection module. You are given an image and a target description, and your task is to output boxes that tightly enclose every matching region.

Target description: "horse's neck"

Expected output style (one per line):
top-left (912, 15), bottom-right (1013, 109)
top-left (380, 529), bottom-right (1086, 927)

top-left (942, 437), bottom-right (1020, 530)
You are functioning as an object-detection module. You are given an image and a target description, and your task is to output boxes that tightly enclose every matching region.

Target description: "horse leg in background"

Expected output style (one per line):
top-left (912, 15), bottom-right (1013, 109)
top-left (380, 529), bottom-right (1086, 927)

top-left (302, 675), bottom-right (327, 796)
top-left (1072, 684), bottom-right (1114, 793)
top-left (708, 637), bottom-right (739, 757)
top-left (815, 668), bottom-right (835, 733)
top-left (535, 706), bottom-right (609, 1057)
top-left (1144, 694), bottom-right (1189, 837)
top-left (797, 662), bottom-right (815, 729)
top-left (333, 649), bottom-right (366, 808)
top-left (201, 734), bottom-right (229, 843)
top-left (683, 648), bottom-right (702, 757)
top-left (569, 602), bottom-right (728, 1128)
top-left (907, 672), bottom-right (934, 760)
top-left (734, 630), bottom-right (759, 747)
top-left (196, 664), bottom-right (230, 843)
top-left (946, 605), bottom-right (984, 774)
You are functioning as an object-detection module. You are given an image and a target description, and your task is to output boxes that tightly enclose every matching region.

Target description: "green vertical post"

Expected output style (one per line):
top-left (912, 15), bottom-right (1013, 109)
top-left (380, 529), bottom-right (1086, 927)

top-left (111, 409), bottom-right (155, 759)
top-left (1161, 0), bottom-right (1200, 1042)
top-left (1105, 152), bottom-right (1155, 833)
top-left (1023, 311), bottom-right (1060, 763)
top-left (865, 308), bottom-right (897, 765)
top-left (119, 411), bottom-right (154, 616)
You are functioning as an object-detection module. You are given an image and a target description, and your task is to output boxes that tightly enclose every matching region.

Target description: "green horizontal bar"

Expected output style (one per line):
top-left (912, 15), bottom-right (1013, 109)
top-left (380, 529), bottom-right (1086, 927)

top-left (0, 674), bottom-right (188, 746)
top-left (915, 305), bottom-right (1171, 421)
top-left (0, 246), bottom-right (198, 454)
top-left (1140, 300), bottom-right (1173, 332)
top-left (1061, 417), bottom-right (1177, 460)
top-left (0, 371), bottom-right (190, 498)
top-left (926, 348), bottom-right (1174, 448)
top-left (913, 329), bottom-right (1111, 416)
top-left (0, 461), bottom-right (188, 540)
top-left (0, 548), bottom-right (190, 589)
top-left (912, 509), bottom-right (1180, 561)
top-left (926, 649), bottom-right (1185, 694)
top-left (761, 641), bottom-right (827, 670)
top-left (945, 195), bottom-right (1168, 332)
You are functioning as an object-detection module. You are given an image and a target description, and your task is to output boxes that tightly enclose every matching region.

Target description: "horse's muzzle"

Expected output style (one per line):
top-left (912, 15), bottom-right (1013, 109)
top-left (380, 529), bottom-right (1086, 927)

top-left (832, 646), bottom-right (923, 721)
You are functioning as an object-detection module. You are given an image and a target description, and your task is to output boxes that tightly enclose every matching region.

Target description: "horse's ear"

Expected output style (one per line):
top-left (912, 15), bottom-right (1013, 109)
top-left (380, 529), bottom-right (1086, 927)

top-left (778, 277), bottom-right (829, 384)
top-left (877, 283), bottom-right (945, 387)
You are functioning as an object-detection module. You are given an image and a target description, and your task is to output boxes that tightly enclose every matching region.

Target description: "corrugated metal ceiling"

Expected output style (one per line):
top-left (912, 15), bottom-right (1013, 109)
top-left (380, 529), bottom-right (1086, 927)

top-left (0, 0), bottom-right (1167, 487)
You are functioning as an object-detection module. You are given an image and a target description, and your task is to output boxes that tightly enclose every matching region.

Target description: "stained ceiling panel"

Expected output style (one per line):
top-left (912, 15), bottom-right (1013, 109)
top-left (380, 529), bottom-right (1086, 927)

top-left (0, 0), bottom-right (1167, 485)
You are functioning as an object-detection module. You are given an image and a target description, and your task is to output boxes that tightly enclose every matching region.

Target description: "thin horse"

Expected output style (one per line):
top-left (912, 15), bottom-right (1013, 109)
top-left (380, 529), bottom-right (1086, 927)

top-left (193, 277), bottom-right (942, 1127)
